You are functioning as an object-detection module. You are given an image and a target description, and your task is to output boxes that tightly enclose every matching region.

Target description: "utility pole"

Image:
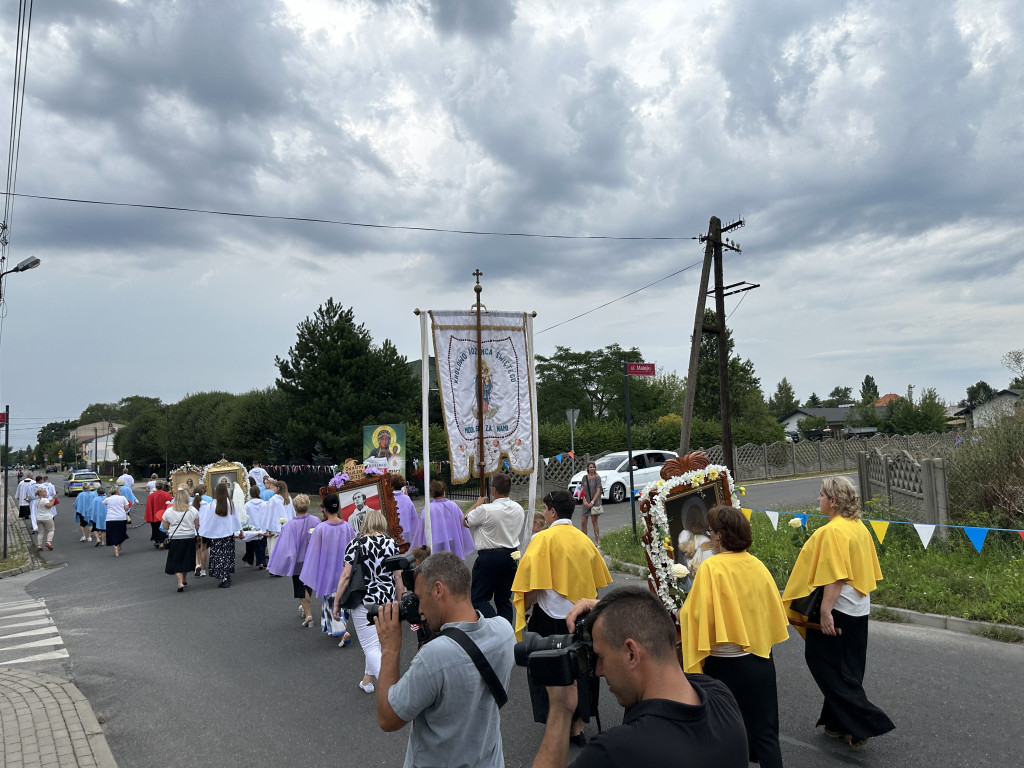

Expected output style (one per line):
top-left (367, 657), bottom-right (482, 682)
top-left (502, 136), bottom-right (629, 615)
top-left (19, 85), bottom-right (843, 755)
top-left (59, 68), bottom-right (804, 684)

top-left (678, 216), bottom-right (756, 476)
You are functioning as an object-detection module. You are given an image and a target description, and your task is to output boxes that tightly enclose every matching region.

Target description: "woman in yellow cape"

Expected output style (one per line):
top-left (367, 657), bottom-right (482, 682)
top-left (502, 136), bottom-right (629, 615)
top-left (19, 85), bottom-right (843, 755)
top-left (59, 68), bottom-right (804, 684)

top-left (680, 505), bottom-right (789, 768)
top-left (781, 476), bottom-right (895, 750)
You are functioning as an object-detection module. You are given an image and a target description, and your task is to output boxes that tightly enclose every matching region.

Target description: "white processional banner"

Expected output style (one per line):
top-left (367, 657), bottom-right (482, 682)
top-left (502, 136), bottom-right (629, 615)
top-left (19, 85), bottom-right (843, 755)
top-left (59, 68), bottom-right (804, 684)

top-left (430, 310), bottom-right (535, 483)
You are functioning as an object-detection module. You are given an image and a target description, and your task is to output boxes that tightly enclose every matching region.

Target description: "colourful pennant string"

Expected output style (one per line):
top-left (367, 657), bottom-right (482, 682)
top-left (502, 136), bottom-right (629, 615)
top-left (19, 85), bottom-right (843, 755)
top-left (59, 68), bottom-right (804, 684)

top-left (868, 520), bottom-right (890, 544)
top-left (913, 524), bottom-right (935, 549)
top-left (764, 510), bottom-right (779, 530)
top-left (740, 507), bottom-right (753, 521)
top-left (963, 526), bottom-right (988, 553)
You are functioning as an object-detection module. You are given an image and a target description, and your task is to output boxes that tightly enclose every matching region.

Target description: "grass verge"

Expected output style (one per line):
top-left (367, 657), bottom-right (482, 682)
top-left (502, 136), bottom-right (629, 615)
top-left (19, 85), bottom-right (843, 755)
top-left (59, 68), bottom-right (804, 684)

top-left (600, 507), bottom-right (1024, 627)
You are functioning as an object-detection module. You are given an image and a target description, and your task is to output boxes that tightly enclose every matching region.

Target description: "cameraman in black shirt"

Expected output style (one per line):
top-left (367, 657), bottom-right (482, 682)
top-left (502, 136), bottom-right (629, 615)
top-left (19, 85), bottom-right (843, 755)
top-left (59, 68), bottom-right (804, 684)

top-left (531, 587), bottom-right (748, 768)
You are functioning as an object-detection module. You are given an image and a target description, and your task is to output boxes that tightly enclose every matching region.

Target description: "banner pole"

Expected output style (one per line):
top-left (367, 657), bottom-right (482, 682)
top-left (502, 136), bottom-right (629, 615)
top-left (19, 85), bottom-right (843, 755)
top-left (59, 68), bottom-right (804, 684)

top-left (418, 310), bottom-right (432, 544)
top-left (473, 270), bottom-right (486, 498)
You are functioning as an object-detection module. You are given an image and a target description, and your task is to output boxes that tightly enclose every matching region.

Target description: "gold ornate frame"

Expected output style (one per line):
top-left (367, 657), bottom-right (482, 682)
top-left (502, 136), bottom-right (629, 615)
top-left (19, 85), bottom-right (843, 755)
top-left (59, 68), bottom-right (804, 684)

top-left (202, 458), bottom-right (247, 491)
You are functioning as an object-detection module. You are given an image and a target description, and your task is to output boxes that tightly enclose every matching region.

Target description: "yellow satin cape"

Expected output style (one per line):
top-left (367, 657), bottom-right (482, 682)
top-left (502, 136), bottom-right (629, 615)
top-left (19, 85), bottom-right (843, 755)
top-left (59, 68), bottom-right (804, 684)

top-left (782, 515), bottom-right (883, 628)
top-left (511, 524), bottom-right (612, 640)
top-left (680, 551), bottom-right (790, 673)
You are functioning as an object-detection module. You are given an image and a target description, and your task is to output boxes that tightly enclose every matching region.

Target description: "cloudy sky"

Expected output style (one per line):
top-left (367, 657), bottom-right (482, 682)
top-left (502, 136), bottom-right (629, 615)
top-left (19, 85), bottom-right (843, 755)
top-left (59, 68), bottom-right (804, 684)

top-left (0, 0), bottom-right (1021, 448)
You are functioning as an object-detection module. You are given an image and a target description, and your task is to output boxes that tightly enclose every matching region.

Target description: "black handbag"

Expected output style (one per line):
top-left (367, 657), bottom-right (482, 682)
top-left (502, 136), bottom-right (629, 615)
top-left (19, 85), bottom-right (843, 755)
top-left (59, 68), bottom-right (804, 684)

top-left (337, 538), bottom-right (370, 610)
top-left (789, 586), bottom-right (823, 618)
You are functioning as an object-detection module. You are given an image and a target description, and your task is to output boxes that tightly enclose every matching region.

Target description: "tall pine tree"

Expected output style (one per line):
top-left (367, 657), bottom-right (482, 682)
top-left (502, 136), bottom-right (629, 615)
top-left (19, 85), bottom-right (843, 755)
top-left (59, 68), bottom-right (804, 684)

top-left (276, 300), bottom-right (417, 461)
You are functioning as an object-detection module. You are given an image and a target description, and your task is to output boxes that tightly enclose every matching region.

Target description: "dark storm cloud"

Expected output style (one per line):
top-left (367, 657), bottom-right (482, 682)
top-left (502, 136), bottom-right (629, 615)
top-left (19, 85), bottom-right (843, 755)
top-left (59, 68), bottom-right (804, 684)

top-left (429, 0), bottom-right (517, 39)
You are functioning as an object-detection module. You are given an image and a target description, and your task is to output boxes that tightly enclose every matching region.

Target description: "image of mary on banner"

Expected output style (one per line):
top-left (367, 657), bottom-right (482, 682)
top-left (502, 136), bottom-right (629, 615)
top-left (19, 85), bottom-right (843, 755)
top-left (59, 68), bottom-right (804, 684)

top-left (430, 310), bottom-right (535, 483)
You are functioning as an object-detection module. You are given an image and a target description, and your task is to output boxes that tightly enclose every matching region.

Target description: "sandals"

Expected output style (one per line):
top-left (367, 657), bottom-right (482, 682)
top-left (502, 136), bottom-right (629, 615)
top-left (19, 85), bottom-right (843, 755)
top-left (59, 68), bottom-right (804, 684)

top-left (302, 615), bottom-right (314, 627)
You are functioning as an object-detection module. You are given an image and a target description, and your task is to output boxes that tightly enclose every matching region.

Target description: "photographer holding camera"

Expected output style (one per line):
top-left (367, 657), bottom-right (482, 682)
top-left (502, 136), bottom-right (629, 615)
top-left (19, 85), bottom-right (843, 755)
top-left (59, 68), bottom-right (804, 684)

top-left (531, 587), bottom-right (748, 768)
top-left (374, 551), bottom-right (516, 768)
top-left (512, 490), bottom-right (612, 744)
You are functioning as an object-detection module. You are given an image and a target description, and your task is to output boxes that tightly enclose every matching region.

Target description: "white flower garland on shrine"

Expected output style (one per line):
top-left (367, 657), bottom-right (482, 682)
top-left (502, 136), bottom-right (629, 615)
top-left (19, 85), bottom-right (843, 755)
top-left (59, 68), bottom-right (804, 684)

top-left (641, 464), bottom-right (740, 614)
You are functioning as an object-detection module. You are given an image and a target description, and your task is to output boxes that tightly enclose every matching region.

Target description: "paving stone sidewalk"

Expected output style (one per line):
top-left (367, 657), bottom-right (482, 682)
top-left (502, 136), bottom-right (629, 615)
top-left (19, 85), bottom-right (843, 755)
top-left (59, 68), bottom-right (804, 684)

top-left (0, 668), bottom-right (118, 768)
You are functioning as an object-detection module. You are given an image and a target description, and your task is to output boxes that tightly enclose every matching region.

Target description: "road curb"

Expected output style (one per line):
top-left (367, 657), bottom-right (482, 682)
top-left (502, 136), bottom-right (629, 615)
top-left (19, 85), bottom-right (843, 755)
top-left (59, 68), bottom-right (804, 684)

top-left (603, 556), bottom-right (1024, 642)
top-left (0, 669), bottom-right (119, 768)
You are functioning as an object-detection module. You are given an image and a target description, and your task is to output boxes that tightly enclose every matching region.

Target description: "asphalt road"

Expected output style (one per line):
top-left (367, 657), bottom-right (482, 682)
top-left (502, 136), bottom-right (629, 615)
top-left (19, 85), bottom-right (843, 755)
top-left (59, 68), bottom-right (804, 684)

top-left (4, 473), bottom-right (1022, 768)
top-left (580, 472), bottom-right (854, 538)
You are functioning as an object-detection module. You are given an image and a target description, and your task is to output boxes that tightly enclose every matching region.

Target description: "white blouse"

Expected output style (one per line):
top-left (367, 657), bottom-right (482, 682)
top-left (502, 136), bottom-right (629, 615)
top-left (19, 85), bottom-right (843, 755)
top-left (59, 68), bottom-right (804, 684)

top-left (103, 495), bottom-right (132, 522)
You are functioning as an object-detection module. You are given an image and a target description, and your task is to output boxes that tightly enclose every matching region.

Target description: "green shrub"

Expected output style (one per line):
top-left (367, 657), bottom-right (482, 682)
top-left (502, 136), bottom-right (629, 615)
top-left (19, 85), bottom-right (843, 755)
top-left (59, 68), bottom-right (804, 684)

top-left (947, 412), bottom-right (1024, 529)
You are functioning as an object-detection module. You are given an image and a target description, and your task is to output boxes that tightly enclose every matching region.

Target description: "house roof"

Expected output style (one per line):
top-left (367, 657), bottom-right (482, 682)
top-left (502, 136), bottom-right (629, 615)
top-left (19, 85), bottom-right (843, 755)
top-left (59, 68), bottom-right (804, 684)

top-left (777, 406), bottom-right (886, 425)
top-left (874, 393), bottom-right (901, 407)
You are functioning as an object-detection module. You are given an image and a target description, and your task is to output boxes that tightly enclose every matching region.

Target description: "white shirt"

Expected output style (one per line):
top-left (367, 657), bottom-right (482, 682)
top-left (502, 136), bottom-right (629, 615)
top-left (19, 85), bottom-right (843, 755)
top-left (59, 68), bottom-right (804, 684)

top-left (31, 496), bottom-right (56, 526)
top-left (163, 508), bottom-right (200, 539)
top-left (248, 467), bottom-right (269, 484)
top-left (117, 473), bottom-right (134, 489)
top-left (44, 482), bottom-right (56, 498)
top-left (535, 519), bottom-right (577, 620)
top-left (836, 583), bottom-right (871, 616)
top-left (147, 480), bottom-right (157, 494)
top-left (465, 497), bottom-right (525, 550)
top-left (103, 495), bottom-right (131, 522)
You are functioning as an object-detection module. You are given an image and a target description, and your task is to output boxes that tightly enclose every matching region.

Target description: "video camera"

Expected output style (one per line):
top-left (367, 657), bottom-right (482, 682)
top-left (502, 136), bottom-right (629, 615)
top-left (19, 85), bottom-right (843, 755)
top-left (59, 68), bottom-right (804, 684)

top-left (514, 612), bottom-right (599, 723)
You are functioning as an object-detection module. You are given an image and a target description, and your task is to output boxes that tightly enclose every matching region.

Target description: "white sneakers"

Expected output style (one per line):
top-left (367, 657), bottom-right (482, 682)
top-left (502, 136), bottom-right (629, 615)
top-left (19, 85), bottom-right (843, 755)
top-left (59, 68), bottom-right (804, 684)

top-left (358, 681), bottom-right (374, 693)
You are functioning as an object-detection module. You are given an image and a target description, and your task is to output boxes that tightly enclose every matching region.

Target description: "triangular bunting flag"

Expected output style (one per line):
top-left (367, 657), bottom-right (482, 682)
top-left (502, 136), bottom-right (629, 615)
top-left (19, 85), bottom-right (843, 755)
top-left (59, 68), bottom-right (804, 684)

top-left (963, 526), bottom-right (988, 553)
top-left (868, 520), bottom-right (890, 543)
top-left (794, 513), bottom-right (808, 528)
top-left (556, 454), bottom-right (563, 463)
top-left (765, 511), bottom-right (779, 530)
top-left (1019, 531), bottom-right (1024, 543)
top-left (913, 524), bottom-right (936, 549)
top-left (568, 450), bottom-right (575, 459)
top-left (740, 507), bottom-right (753, 521)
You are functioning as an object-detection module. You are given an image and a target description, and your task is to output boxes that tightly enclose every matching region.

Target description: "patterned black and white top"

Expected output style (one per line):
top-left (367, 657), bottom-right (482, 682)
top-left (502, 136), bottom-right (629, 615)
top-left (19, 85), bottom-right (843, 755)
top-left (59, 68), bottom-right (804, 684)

top-left (344, 534), bottom-right (399, 605)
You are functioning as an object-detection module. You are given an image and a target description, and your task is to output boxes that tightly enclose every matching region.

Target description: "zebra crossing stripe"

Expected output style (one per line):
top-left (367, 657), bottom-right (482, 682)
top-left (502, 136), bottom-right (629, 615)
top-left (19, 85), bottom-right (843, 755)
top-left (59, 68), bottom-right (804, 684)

top-left (0, 597), bottom-right (68, 665)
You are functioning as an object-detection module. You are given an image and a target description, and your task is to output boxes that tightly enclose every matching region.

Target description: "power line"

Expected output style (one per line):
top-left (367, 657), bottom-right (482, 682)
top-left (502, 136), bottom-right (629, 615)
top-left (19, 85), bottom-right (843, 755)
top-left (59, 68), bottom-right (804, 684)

top-left (9, 192), bottom-right (699, 242)
top-left (536, 261), bottom-right (704, 335)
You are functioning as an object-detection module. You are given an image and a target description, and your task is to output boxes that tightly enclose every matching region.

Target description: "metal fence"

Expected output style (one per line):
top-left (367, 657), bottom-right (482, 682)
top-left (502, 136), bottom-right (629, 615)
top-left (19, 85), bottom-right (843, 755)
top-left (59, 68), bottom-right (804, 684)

top-left (700, 432), bottom-right (957, 483)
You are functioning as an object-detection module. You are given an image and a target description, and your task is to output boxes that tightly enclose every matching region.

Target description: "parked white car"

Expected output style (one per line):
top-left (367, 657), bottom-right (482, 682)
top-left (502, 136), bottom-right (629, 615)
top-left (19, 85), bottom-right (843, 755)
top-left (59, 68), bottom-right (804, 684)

top-left (568, 450), bottom-right (679, 504)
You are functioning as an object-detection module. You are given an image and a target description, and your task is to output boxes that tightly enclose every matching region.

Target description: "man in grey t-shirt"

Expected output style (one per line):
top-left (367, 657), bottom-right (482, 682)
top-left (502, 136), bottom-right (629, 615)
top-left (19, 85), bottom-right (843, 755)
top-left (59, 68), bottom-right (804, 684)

top-left (374, 552), bottom-right (516, 768)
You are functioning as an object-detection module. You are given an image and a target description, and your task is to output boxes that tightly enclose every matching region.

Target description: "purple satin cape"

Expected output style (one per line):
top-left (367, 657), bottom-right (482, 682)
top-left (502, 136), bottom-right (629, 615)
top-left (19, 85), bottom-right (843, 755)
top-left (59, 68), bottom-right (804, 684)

top-left (395, 493), bottom-right (419, 544)
top-left (268, 515), bottom-right (321, 577)
top-left (412, 498), bottom-right (475, 559)
top-left (299, 520), bottom-right (356, 597)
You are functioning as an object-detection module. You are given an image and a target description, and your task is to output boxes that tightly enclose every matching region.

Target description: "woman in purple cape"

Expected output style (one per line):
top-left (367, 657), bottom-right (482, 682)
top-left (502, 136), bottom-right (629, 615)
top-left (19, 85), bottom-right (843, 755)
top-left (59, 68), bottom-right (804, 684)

top-left (299, 494), bottom-right (356, 636)
top-left (268, 494), bottom-right (320, 626)
top-left (392, 475), bottom-right (419, 545)
top-left (411, 480), bottom-right (474, 559)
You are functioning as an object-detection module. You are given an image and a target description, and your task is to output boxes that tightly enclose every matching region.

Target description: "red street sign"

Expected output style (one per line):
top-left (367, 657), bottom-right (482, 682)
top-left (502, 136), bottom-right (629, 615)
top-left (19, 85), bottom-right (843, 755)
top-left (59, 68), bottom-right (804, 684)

top-left (626, 362), bottom-right (656, 376)
top-left (0, 412), bottom-right (5, 424)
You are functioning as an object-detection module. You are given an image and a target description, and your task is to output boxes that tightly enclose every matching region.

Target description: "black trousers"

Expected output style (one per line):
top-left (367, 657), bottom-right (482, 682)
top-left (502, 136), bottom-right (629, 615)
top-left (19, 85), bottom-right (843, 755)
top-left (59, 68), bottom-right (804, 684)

top-left (804, 610), bottom-right (895, 740)
top-left (471, 548), bottom-right (517, 625)
top-left (703, 653), bottom-right (783, 768)
top-left (19, 505), bottom-right (30, 520)
top-left (243, 538), bottom-right (268, 567)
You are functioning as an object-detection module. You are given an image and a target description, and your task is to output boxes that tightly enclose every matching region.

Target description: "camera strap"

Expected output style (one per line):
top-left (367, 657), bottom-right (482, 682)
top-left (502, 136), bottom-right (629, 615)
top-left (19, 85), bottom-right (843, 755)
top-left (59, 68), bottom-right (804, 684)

top-left (440, 627), bottom-right (508, 709)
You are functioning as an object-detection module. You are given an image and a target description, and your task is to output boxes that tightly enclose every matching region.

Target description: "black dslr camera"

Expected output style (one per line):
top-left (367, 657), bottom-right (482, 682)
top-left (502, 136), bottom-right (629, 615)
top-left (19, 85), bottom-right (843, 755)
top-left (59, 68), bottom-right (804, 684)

top-left (514, 613), bottom-right (599, 723)
top-left (366, 555), bottom-right (421, 625)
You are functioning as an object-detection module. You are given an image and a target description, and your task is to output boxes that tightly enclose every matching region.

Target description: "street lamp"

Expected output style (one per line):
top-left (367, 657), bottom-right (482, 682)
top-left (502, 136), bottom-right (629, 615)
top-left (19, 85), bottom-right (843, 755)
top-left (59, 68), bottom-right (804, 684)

top-left (0, 256), bottom-right (41, 299)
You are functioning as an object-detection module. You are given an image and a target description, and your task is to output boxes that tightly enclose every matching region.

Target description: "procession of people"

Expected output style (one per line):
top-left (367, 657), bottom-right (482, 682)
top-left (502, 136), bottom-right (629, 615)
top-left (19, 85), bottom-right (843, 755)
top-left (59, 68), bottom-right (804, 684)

top-left (18, 465), bottom-right (894, 765)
